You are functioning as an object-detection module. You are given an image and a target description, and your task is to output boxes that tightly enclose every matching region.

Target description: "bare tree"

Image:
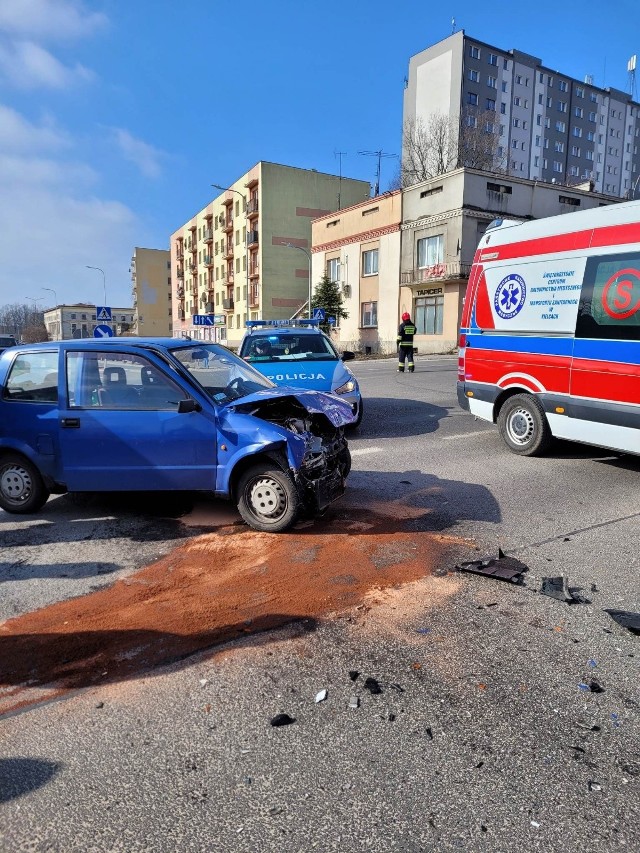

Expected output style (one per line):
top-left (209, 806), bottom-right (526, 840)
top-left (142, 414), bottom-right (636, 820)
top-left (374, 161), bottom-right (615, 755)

top-left (458, 107), bottom-right (506, 172)
top-left (401, 109), bottom-right (506, 187)
top-left (0, 303), bottom-right (45, 340)
top-left (401, 114), bottom-right (458, 186)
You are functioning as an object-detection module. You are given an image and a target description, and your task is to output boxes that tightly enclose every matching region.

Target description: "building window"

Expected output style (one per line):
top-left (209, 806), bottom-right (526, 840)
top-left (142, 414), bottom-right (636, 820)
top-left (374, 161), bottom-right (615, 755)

top-left (361, 301), bottom-right (377, 328)
top-left (555, 120), bottom-right (566, 132)
top-left (488, 53), bottom-right (498, 66)
top-left (487, 75), bottom-right (497, 88)
top-left (553, 161), bottom-right (563, 173)
top-left (500, 102), bottom-right (507, 115)
top-left (415, 294), bottom-right (444, 336)
top-left (554, 141), bottom-right (565, 153)
top-left (557, 101), bottom-right (567, 113)
top-left (469, 69), bottom-right (479, 82)
top-left (502, 81), bottom-right (508, 92)
top-left (486, 98), bottom-right (495, 111)
top-left (575, 107), bottom-right (584, 118)
top-left (327, 258), bottom-right (340, 282)
top-left (513, 118), bottom-right (520, 128)
top-left (470, 45), bottom-right (480, 59)
top-left (559, 80), bottom-right (568, 92)
top-left (361, 248), bottom-right (378, 276)
top-left (467, 114), bottom-right (477, 127)
top-left (573, 126), bottom-right (583, 137)
top-left (571, 145), bottom-right (581, 156)
top-left (416, 234), bottom-right (444, 269)
top-left (468, 92), bottom-right (478, 105)
top-left (576, 86), bottom-right (585, 98)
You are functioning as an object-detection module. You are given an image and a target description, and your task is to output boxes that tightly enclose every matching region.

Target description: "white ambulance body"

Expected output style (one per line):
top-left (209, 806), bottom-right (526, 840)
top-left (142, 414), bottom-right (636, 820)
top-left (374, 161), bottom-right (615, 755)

top-left (457, 199), bottom-right (640, 456)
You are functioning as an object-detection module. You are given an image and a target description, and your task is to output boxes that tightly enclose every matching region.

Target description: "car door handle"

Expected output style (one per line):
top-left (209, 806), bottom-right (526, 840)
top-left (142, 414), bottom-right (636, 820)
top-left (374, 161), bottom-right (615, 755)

top-left (60, 417), bottom-right (80, 428)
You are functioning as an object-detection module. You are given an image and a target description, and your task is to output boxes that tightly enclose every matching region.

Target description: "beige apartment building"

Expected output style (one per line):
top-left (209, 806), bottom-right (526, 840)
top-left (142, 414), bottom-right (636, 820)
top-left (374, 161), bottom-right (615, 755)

top-left (310, 169), bottom-right (619, 356)
top-left (170, 161), bottom-right (370, 348)
top-left (44, 304), bottom-right (135, 340)
top-left (130, 247), bottom-right (171, 336)
top-left (401, 168), bottom-right (618, 353)
top-left (311, 192), bottom-right (402, 354)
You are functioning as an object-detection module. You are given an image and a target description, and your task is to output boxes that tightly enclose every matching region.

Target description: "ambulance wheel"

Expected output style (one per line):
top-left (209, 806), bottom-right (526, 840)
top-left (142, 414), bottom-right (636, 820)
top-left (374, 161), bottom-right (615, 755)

top-left (0, 453), bottom-right (50, 514)
top-left (236, 463), bottom-right (300, 532)
top-left (498, 394), bottom-right (552, 457)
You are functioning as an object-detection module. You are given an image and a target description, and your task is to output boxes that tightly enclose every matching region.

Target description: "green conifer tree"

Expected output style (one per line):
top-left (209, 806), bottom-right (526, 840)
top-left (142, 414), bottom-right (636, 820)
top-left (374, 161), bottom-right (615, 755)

top-left (310, 274), bottom-right (348, 332)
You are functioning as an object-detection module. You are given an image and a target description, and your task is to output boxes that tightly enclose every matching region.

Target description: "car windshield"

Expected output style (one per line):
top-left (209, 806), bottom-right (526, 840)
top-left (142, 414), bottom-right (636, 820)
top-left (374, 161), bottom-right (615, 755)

top-left (241, 333), bottom-right (338, 363)
top-left (169, 343), bottom-right (274, 404)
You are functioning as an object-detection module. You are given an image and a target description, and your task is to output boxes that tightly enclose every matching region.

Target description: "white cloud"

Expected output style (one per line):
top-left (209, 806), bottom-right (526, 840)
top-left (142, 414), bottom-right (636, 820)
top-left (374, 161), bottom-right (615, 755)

top-left (0, 104), bottom-right (69, 152)
top-left (110, 128), bottom-right (165, 179)
top-left (0, 103), bottom-right (142, 308)
top-left (0, 0), bottom-right (107, 42)
top-left (0, 39), bottom-right (94, 89)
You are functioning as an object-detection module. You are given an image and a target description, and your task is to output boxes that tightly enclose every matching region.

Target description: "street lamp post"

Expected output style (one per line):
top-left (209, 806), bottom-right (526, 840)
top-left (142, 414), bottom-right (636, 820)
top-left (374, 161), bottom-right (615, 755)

top-left (42, 287), bottom-right (58, 306)
top-left (212, 184), bottom-right (249, 318)
top-left (281, 243), bottom-right (312, 319)
top-left (86, 265), bottom-right (107, 306)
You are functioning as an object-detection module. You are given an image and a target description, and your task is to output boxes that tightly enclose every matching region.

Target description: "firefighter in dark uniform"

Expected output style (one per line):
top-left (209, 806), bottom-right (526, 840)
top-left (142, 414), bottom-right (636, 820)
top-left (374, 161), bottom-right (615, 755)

top-left (397, 312), bottom-right (416, 372)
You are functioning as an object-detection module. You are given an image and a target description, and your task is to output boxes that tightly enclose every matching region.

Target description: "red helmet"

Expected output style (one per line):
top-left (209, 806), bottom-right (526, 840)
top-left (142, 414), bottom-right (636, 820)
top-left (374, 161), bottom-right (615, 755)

top-left (402, 312), bottom-right (410, 321)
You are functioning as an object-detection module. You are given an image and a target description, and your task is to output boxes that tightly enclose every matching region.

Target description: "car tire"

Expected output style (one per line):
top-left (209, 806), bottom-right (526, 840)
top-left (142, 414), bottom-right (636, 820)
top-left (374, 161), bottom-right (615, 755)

top-left (338, 446), bottom-right (352, 478)
top-left (0, 454), bottom-right (50, 514)
top-left (497, 394), bottom-right (552, 457)
top-left (236, 462), bottom-right (300, 533)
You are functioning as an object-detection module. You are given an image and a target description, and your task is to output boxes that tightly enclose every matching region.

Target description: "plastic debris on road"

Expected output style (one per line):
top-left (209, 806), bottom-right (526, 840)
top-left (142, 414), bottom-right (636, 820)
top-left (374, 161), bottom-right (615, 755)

top-left (314, 689), bottom-right (328, 703)
top-left (579, 680), bottom-right (605, 693)
top-left (540, 576), bottom-right (583, 604)
top-left (348, 670), bottom-right (359, 682)
top-left (270, 713), bottom-right (296, 727)
top-left (454, 549), bottom-right (528, 583)
top-left (604, 609), bottom-right (640, 635)
top-left (364, 677), bottom-right (383, 695)
top-left (349, 695), bottom-right (360, 709)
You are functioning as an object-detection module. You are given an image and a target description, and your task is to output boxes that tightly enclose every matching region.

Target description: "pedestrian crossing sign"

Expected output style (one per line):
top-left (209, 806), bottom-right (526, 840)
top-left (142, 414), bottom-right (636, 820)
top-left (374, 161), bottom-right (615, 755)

top-left (96, 306), bottom-right (112, 321)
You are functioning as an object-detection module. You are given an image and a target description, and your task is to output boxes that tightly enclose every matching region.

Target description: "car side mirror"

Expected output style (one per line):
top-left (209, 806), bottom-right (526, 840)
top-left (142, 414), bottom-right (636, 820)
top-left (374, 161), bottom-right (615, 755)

top-left (178, 398), bottom-right (201, 413)
top-left (341, 350), bottom-right (355, 362)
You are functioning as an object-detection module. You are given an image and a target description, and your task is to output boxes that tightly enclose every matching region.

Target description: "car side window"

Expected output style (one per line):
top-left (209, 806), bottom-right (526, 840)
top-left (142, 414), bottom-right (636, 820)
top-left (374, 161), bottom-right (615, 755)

top-left (576, 251), bottom-right (640, 340)
top-left (67, 352), bottom-right (187, 410)
top-left (4, 352), bottom-right (58, 403)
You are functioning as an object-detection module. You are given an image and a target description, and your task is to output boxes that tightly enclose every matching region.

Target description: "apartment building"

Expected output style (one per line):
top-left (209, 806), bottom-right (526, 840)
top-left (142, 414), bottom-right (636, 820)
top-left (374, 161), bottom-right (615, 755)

top-left (44, 304), bottom-right (135, 341)
top-left (170, 161), bottom-right (370, 348)
top-left (400, 168), bottom-right (617, 352)
top-left (404, 31), bottom-right (640, 198)
top-left (311, 192), bottom-right (401, 354)
top-left (130, 247), bottom-right (171, 336)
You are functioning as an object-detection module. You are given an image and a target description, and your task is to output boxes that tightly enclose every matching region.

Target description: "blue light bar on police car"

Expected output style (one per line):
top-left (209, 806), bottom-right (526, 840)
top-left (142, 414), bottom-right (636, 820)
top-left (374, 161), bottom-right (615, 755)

top-left (245, 319), bottom-right (320, 329)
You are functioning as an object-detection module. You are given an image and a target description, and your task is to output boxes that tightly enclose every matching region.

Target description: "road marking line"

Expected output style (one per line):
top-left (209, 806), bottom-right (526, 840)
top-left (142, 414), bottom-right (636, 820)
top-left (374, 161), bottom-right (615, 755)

top-left (350, 447), bottom-right (383, 456)
top-left (441, 429), bottom-right (493, 440)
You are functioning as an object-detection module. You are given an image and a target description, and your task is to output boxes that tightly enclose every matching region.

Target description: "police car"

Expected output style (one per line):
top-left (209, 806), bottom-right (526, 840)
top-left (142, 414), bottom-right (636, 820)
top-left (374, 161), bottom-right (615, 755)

top-left (238, 320), bottom-right (363, 426)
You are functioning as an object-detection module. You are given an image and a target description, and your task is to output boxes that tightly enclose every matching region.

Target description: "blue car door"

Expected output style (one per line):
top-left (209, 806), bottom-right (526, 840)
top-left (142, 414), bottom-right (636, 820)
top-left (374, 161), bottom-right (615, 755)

top-left (58, 349), bottom-right (218, 491)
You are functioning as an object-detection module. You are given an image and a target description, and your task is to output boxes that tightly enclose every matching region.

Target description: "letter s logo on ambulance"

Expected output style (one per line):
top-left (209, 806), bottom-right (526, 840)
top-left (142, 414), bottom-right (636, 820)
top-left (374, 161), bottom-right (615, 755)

top-left (494, 274), bottom-right (526, 320)
top-left (601, 268), bottom-right (640, 320)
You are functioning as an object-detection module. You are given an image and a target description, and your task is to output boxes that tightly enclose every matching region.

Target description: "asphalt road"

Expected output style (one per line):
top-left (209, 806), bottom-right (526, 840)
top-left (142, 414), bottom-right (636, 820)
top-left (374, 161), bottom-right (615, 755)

top-left (1, 356), bottom-right (639, 853)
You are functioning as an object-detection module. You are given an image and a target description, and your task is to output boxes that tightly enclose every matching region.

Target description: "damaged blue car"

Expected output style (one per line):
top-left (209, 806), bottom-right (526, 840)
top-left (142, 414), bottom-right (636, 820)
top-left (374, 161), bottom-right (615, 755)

top-left (0, 338), bottom-right (355, 532)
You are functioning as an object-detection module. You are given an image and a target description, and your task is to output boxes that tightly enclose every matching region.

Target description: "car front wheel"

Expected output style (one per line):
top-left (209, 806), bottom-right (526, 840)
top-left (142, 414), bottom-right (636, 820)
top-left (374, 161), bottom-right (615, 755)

top-left (236, 463), bottom-right (300, 532)
top-left (497, 394), bottom-right (552, 457)
top-left (0, 454), bottom-right (50, 513)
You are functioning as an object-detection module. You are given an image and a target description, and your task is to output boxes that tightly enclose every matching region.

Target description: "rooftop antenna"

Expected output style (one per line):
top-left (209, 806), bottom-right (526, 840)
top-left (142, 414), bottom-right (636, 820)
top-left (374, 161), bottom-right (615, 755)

top-left (451, 17), bottom-right (456, 34)
top-left (628, 55), bottom-right (637, 100)
top-left (334, 150), bottom-right (347, 209)
top-left (357, 149), bottom-right (397, 197)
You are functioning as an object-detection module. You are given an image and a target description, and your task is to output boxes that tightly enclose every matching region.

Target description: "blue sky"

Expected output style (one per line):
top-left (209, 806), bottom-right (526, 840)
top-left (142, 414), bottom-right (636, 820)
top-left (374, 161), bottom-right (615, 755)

top-left (0, 0), bottom-right (638, 309)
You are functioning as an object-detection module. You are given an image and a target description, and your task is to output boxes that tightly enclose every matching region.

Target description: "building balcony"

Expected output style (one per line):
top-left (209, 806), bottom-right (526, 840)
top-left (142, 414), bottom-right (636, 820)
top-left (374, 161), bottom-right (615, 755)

top-left (176, 267), bottom-right (184, 279)
top-left (247, 197), bottom-right (259, 217)
top-left (204, 254), bottom-right (213, 266)
top-left (189, 262), bottom-right (197, 273)
top-left (223, 244), bottom-right (234, 259)
top-left (204, 302), bottom-right (215, 313)
top-left (247, 230), bottom-right (259, 246)
top-left (222, 297), bottom-right (234, 310)
top-left (178, 309), bottom-right (185, 320)
top-left (222, 219), bottom-right (234, 234)
top-left (176, 288), bottom-right (185, 299)
top-left (203, 228), bottom-right (213, 242)
top-left (249, 283), bottom-right (260, 307)
top-left (249, 264), bottom-right (259, 279)
top-left (400, 262), bottom-right (472, 286)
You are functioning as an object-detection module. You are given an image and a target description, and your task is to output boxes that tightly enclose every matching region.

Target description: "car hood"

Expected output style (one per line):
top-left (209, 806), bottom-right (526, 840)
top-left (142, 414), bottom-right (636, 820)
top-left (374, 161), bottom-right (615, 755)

top-left (249, 359), bottom-right (351, 392)
top-left (223, 386), bottom-right (356, 427)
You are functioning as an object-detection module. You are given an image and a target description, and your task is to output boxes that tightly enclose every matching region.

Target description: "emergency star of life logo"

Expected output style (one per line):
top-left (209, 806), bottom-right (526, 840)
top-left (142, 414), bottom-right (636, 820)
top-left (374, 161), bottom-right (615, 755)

top-left (495, 274), bottom-right (526, 319)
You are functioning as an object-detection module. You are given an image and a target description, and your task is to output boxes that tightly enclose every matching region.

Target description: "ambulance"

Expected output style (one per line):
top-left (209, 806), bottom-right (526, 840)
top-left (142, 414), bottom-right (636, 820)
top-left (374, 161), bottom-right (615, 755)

top-left (457, 199), bottom-right (640, 456)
